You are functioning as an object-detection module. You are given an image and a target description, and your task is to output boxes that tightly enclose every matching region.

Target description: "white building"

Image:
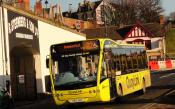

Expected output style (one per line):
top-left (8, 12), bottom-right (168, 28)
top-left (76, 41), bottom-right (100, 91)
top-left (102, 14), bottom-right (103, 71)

top-left (0, 4), bottom-right (86, 100)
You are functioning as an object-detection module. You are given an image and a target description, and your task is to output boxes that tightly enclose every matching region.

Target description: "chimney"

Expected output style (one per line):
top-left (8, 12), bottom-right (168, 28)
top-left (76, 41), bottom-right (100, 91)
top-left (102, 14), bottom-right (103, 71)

top-left (160, 15), bottom-right (165, 25)
top-left (17, 0), bottom-right (30, 10)
top-left (24, 0), bottom-right (30, 10)
top-left (49, 5), bottom-right (54, 19)
top-left (34, 0), bottom-right (43, 16)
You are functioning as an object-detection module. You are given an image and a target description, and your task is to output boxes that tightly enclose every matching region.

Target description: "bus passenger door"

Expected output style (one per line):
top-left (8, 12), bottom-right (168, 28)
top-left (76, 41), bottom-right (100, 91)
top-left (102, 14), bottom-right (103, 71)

top-left (103, 52), bottom-right (117, 99)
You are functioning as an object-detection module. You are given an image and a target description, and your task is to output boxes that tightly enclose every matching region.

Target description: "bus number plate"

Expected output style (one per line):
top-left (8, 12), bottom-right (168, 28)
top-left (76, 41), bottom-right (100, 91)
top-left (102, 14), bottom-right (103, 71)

top-left (69, 99), bottom-right (84, 103)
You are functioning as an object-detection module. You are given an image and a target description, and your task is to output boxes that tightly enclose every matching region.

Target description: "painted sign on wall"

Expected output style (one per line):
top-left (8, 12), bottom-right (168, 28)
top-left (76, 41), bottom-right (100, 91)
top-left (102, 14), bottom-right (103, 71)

top-left (8, 10), bottom-right (39, 51)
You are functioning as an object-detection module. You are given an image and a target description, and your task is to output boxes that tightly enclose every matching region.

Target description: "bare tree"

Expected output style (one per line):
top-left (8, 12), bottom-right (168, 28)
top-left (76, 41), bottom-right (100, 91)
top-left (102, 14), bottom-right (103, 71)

top-left (138, 0), bottom-right (163, 22)
top-left (108, 0), bottom-right (163, 26)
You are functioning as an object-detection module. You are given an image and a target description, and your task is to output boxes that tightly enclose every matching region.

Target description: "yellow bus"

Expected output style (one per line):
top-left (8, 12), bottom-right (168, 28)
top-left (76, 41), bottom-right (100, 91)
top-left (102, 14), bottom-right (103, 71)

top-left (46, 38), bottom-right (151, 105)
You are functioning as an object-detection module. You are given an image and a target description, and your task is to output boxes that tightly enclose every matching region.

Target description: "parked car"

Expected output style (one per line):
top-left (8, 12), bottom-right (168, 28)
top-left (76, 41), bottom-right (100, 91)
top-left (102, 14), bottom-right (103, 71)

top-left (0, 86), bottom-right (12, 109)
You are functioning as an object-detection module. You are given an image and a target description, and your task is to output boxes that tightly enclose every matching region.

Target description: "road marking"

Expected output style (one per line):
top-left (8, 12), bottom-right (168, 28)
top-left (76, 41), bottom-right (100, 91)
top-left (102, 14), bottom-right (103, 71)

top-left (140, 103), bottom-right (156, 109)
top-left (165, 90), bottom-right (175, 96)
top-left (159, 73), bottom-right (175, 79)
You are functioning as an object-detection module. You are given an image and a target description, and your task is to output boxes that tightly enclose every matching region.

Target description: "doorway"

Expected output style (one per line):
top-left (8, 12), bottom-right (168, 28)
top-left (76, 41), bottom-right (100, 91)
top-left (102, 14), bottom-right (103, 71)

top-left (10, 47), bottom-right (37, 100)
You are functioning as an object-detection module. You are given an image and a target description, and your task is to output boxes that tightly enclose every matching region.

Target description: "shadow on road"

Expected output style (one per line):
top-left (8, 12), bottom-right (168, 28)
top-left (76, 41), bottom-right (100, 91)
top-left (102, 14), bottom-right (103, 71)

top-left (151, 85), bottom-right (175, 90)
top-left (72, 88), bottom-right (175, 109)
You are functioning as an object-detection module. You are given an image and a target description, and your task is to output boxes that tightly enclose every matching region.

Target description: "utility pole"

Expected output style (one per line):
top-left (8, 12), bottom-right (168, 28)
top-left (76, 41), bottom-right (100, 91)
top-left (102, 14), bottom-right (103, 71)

top-left (163, 32), bottom-right (166, 61)
top-left (105, 14), bottom-right (107, 38)
top-left (103, 0), bottom-right (107, 38)
top-left (45, 0), bottom-right (48, 8)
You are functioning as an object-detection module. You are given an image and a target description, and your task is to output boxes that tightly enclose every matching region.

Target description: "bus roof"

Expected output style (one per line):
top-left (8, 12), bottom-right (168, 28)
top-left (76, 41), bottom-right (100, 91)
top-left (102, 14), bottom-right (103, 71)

top-left (51, 38), bottom-right (145, 49)
top-left (102, 38), bottom-right (145, 47)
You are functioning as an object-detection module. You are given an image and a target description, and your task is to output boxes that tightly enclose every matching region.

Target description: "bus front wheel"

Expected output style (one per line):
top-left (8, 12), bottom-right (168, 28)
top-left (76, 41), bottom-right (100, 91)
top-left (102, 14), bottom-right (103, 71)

top-left (142, 78), bottom-right (146, 94)
top-left (115, 84), bottom-right (123, 102)
top-left (118, 84), bottom-right (123, 96)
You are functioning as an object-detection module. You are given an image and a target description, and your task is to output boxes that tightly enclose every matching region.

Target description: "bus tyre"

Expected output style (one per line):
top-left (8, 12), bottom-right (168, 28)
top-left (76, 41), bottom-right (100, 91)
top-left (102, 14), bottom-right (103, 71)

top-left (115, 84), bottom-right (123, 102)
top-left (118, 84), bottom-right (123, 96)
top-left (142, 79), bottom-right (146, 94)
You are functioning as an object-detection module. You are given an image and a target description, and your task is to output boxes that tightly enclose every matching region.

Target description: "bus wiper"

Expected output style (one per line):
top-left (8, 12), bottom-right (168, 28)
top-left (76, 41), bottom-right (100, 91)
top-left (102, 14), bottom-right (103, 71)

top-left (57, 81), bottom-right (82, 86)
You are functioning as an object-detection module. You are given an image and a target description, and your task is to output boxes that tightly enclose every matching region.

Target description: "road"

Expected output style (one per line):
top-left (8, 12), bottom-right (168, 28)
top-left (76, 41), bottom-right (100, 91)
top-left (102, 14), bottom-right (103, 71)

top-left (13, 70), bottom-right (175, 109)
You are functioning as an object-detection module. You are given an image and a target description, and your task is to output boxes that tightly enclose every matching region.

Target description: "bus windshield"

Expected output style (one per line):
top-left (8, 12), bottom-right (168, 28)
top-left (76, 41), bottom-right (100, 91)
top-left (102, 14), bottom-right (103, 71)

top-left (51, 40), bottom-right (100, 89)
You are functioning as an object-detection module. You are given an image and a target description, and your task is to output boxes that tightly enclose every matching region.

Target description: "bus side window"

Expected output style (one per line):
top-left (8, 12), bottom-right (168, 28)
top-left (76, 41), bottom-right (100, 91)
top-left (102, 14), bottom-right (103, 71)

top-left (132, 52), bottom-right (138, 72)
top-left (113, 48), bottom-right (123, 75)
top-left (100, 47), bottom-right (106, 79)
top-left (126, 48), bottom-right (134, 73)
top-left (101, 60), bottom-right (107, 79)
top-left (120, 54), bottom-right (126, 74)
top-left (142, 51), bottom-right (148, 68)
top-left (104, 50), bottom-right (113, 78)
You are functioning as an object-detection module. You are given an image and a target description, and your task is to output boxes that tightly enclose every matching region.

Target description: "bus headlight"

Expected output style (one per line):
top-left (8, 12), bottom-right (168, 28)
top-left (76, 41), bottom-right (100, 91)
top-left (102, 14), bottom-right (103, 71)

top-left (57, 93), bottom-right (63, 96)
top-left (89, 90), bottom-right (96, 93)
top-left (89, 90), bottom-right (92, 93)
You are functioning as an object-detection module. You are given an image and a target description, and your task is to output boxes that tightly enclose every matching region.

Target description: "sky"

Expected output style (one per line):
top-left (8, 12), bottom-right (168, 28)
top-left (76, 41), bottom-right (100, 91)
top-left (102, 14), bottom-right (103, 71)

top-left (161, 0), bottom-right (175, 15)
top-left (31, 0), bottom-right (175, 16)
top-left (31, 0), bottom-right (98, 12)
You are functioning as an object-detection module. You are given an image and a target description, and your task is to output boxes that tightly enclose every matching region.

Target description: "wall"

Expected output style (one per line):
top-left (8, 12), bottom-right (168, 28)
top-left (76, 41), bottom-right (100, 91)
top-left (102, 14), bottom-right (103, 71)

top-left (0, 7), bottom-right (10, 89)
top-left (38, 21), bottom-right (86, 92)
top-left (64, 17), bottom-right (97, 30)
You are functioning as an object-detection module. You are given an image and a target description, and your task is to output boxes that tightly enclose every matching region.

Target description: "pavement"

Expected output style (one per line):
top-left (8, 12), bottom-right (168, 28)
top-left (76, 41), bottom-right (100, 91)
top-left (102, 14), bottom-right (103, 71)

top-left (12, 94), bottom-right (55, 109)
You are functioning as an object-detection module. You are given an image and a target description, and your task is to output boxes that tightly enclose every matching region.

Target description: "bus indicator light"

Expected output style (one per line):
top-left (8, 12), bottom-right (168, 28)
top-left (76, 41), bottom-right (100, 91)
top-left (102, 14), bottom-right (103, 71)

top-left (82, 41), bottom-right (99, 51)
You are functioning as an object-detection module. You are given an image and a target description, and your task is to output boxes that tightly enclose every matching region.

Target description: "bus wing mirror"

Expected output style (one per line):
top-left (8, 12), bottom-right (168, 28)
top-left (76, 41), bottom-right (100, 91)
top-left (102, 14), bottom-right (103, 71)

top-left (46, 55), bottom-right (49, 68)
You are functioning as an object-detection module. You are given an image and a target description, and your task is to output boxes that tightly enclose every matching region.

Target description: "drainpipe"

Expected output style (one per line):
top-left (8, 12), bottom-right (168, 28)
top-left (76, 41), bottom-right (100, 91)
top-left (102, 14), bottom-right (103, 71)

top-left (1, 1), bottom-right (7, 75)
top-left (0, 1), bottom-right (5, 88)
top-left (0, 1), bottom-right (9, 91)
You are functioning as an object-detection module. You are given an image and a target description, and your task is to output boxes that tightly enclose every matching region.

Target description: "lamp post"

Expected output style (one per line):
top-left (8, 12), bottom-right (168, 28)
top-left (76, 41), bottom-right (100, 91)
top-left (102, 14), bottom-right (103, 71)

top-left (69, 3), bottom-right (72, 13)
top-left (45, 0), bottom-right (48, 8)
top-left (43, 0), bottom-right (48, 18)
top-left (163, 33), bottom-right (166, 61)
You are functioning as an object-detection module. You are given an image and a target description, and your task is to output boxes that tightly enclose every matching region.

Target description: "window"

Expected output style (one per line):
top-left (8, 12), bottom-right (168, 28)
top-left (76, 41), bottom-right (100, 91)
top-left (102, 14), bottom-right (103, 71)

top-left (103, 40), bottom-right (147, 75)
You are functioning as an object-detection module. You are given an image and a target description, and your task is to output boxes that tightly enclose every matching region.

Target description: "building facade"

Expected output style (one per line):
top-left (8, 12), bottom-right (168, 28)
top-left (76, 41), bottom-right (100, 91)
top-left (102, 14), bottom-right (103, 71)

top-left (62, 0), bottom-right (116, 29)
top-left (118, 23), bottom-right (165, 59)
top-left (0, 4), bottom-right (86, 100)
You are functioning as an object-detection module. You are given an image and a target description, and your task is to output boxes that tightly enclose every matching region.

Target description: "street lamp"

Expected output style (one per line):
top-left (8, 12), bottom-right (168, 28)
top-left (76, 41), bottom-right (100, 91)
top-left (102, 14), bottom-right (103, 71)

top-left (69, 3), bottom-right (72, 13)
top-left (45, 0), bottom-right (48, 8)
